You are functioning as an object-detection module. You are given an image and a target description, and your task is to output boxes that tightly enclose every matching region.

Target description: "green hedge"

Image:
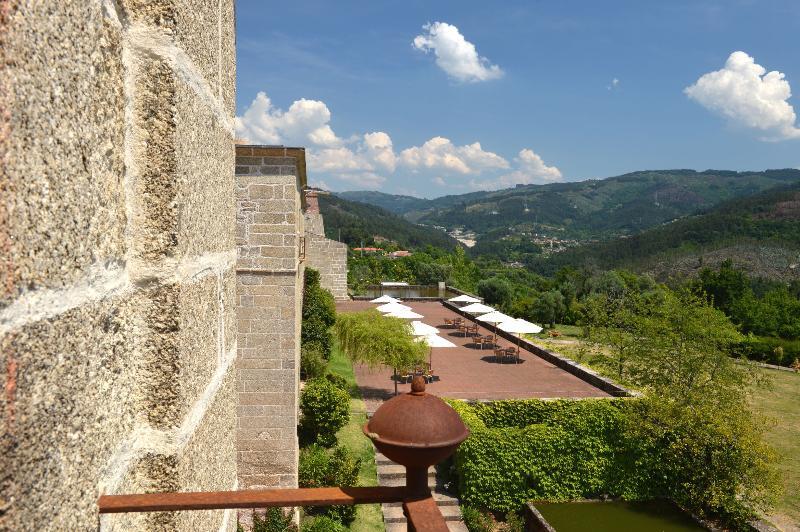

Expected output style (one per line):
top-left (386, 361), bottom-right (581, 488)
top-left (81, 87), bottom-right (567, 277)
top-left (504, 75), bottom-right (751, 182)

top-left (450, 399), bottom-right (625, 513)
top-left (448, 398), bottom-right (775, 528)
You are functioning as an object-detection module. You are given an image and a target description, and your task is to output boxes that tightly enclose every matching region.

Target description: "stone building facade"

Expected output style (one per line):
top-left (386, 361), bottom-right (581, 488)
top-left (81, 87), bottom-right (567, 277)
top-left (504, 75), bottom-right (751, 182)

top-left (2, 2), bottom-right (238, 531)
top-left (303, 191), bottom-right (348, 300)
top-left (234, 146), bottom-right (306, 491)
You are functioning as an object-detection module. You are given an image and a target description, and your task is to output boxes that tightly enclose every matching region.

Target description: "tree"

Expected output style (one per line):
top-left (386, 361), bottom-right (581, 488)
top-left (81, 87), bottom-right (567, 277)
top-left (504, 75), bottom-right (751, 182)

top-left (476, 277), bottom-right (513, 309)
top-left (533, 289), bottom-right (566, 328)
top-left (334, 310), bottom-right (428, 395)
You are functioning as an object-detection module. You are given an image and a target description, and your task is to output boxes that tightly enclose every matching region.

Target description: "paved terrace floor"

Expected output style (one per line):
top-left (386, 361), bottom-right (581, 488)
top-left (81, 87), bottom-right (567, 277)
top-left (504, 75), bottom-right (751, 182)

top-left (336, 300), bottom-right (610, 403)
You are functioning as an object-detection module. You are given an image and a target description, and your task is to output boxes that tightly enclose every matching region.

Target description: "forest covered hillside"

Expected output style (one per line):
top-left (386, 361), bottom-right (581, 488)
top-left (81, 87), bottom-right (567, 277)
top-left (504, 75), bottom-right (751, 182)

top-left (317, 194), bottom-right (459, 250)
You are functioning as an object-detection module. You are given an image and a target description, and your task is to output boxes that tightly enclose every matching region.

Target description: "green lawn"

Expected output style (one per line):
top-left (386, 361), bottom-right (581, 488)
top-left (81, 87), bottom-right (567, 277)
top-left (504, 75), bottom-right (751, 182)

top-left (327, 345), bottom-right (385, 532)
top-left (751, 368), bottom-right (800, 529)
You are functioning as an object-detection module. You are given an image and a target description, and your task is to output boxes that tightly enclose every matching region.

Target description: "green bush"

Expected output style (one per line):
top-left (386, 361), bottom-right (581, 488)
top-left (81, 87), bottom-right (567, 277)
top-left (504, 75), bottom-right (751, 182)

top-left (736, 335), bottom-right (800, 367)
top-left (299, 378), bottom-right (350, 447)
top-left (301, 516), bottom-right (345, 532)
top-left (448, 397), bottom-right (777, 528)
top-left (300, 343), bottom-right (327, 380)
top-left (238, 508), bottom-right (297, 532)
top-left (324, 373), bottom-right (349, 392)
top-left (299, 445), bottom-right (361, 524)
top-left (462, 506), bottom-right (494, 532)
top-left (302, 269), bottom-right (336, 360)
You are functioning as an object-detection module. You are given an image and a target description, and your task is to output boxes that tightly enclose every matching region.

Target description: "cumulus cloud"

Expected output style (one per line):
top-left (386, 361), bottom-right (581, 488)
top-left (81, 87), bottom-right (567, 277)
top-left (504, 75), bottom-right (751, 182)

top-left (412, 22), bottom-right (503, 83)
top-left (236, 92), bottom-right (562, 192)
top-left (363, 131), bottom-right (397, 172)
top-left (400, 137), bottom-right (508, 175)
top-left (685, 51), bottom-right (800, 140)
top-left (470, 149), bottom-right (562, 189)
top-left (235, 92), bottom-right (342, 147)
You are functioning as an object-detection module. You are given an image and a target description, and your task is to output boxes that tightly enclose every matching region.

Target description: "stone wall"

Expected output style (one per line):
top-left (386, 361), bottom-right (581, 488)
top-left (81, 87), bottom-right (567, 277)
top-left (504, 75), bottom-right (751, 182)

top-left (234, 147), bottom-right (305, 491)
top-left (303, 192), bottom-right (348, 300)
top-left (1, 2), bottom-right (237, 531)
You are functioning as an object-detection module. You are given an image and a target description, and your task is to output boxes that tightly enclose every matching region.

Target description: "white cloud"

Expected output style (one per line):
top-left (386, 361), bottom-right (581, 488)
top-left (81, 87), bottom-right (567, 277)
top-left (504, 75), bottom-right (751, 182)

top-left (412, 22), bottom-right (503, 83)
top-left (236, 92), bottom-right (562, 193)
top-left (685, 51), bottom-right (800, 140)
top-left (363, 131), bottom-right (397, 172)
top-left (607, 77), bottom-right (619, 90)
top-left (470, 149), bottom-right (562, 189)
top-left (235, 92), bottom-right (342, 147)
top-left (399, 137), bottom-right (508, 175)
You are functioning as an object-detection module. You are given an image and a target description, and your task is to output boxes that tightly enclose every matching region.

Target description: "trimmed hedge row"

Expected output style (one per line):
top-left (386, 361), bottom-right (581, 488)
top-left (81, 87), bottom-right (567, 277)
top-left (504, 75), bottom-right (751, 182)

top-left (449, 399), bottom-right (626, 513)
top-left (448, 398), bottom-right (774, 528)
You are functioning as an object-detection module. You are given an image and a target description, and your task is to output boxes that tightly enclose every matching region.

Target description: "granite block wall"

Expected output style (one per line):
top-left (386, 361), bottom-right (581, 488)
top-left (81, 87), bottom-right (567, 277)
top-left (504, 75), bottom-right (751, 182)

top-left (303, 191), bottom-right (348, 300)
top-left (234, 147), bottom-right (304, 491)
top-left (1, 2), bottom-right (237, 531)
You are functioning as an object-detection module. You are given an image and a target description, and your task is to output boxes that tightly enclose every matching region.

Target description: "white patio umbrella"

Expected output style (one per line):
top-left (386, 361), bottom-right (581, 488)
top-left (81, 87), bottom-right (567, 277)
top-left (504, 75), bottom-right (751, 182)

top-left (476, 311), bottom-right (514, 344)
top-left (410, 320), bottom-right (439, 336)
top-left (459, 302), bottom-right (495, 314)
top-left (385, 309), bottom-right (424, 319)
top-left (476, 311), bottom-right (513, 324)
top-left (376, 302), bottom-right (412, 313)
top-left (448, 294), bottom-right (481, 304)
top-left (414, 333), bottom-right (456, 374)
top-left (497, 319), bottom-right (543, 361)
top-left (370, 295), bottom-right (402, 304)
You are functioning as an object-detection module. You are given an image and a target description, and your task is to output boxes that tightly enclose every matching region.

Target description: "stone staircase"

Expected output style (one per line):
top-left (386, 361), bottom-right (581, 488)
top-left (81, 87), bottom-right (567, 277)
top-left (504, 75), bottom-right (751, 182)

top-left (375, 452), bottom-right (467, 532)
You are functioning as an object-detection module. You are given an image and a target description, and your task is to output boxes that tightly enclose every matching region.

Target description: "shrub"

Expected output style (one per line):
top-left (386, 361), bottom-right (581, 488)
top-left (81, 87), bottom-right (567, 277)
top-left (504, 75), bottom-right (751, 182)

top-left (324, 373), bottom-right (349, 392)
top-left (303, 269), bottom-right (336, 359)
top-left (300, 343), bottom-right (327, 380)
top-left (448, 397), bottom-right (777, 528)
top-left (299, 378), bottom-right (350, 447)
top-left (462, 506), bottom-right (494, 532)
top-left (240, 508), bottom-right (297, 532)
top-left (736, 335), bottom-right (800, 367)
top-left (299, 445), bottom-right (361, 524)
top-left (301, 516), bottom-right (345, 532)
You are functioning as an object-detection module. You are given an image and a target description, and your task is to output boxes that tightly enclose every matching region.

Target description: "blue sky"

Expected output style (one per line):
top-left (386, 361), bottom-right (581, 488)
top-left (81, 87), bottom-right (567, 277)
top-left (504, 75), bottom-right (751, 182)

top-left (235, 0), bottom-right (800, 197)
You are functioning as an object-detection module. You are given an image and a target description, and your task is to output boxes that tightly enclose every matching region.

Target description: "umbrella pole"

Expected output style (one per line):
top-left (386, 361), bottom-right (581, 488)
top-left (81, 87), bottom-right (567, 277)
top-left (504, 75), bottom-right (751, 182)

top-left (393, 367), bottom-right (398, 396)
top-left (517, 333), bottom-right (521, 364)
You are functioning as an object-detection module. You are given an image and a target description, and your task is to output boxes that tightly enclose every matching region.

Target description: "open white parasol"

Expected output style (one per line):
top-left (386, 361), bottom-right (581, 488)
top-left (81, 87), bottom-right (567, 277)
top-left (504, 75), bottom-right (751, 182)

top-left (448, 294), bottom-right (481, 304)
top-left (459, 302), bottom-right (495, 314)
top-left (376, 302), bottom-right (412, 313)
top-left (370, 295), bottom-right (402, 304)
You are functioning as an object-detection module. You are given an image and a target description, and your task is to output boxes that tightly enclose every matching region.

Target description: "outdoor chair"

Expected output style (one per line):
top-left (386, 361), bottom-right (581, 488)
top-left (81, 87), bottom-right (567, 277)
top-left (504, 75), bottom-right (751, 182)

top-left (443, 318), bottom-right (456, 328)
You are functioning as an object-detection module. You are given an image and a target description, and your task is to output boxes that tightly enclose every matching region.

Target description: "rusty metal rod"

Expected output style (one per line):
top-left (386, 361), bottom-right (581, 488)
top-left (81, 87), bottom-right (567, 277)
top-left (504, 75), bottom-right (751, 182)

top-left (98, 486), bottom-right (407, 514)
top-left (403, 496), bottom-right (451, 532)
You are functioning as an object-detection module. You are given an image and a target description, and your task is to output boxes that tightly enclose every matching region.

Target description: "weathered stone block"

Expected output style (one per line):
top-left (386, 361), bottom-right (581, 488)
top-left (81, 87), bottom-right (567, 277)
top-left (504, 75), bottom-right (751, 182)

top-left (1, 2), bottom-right (126, 305)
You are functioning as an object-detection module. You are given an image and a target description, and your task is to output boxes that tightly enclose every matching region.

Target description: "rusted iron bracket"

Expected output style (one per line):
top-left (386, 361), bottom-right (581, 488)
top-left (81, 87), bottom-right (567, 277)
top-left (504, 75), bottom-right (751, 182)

top-left (98, 486), bottom-right (406, 513)
top-left (404, 495), bottom-right (451, 532)
top-left (98, 485), bottom-right (451, 531)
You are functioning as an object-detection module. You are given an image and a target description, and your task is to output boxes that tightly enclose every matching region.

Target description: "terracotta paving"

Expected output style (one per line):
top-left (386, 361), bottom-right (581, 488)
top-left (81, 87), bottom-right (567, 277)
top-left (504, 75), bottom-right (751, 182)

top-left (336, 300), bottom-right (610, 403)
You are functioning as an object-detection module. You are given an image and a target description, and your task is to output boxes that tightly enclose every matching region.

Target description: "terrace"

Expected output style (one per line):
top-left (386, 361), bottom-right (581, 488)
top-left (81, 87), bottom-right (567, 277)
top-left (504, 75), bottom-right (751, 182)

top-left (335, 299), bottom-right (618, 410)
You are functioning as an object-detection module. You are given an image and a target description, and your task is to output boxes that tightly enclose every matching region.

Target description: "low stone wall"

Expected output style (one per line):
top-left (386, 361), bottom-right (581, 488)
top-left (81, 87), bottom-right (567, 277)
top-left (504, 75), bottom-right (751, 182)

top-left (442, 301), bottom-right (631, 397)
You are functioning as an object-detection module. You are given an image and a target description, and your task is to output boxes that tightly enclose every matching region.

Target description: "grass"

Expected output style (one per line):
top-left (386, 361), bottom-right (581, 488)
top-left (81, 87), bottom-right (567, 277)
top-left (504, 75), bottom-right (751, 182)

top-left (750, 368), bottom-right (800, 529)
top-left (326, 344), bottom-right (385, 532)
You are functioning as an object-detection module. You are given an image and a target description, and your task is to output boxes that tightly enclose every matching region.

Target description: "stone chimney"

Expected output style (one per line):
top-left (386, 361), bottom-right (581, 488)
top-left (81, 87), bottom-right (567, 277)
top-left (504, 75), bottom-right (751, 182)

top-left (305, 189), bottom-right (320, 214)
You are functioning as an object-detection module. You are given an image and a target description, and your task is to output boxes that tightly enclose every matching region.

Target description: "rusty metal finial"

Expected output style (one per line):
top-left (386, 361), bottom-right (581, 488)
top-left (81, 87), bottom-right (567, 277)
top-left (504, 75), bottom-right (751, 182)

top-left (410, 376), bottom-right (426, 395)
top-left (364, 378), bottom-right (469, 496)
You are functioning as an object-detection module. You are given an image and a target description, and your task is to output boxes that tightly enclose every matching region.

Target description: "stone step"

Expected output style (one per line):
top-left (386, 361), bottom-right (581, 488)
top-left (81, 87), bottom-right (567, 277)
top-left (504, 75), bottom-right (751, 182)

top-left (377, 464), bottom-right (436, 479)
top-left (382, 502), bottom-right (463, 523)
top-left (376, 475), bottom-right (442, 489)
top-left (384, 521), bottom-right (468, 532)
top-left (382, 490), bottom-right (460, 508)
